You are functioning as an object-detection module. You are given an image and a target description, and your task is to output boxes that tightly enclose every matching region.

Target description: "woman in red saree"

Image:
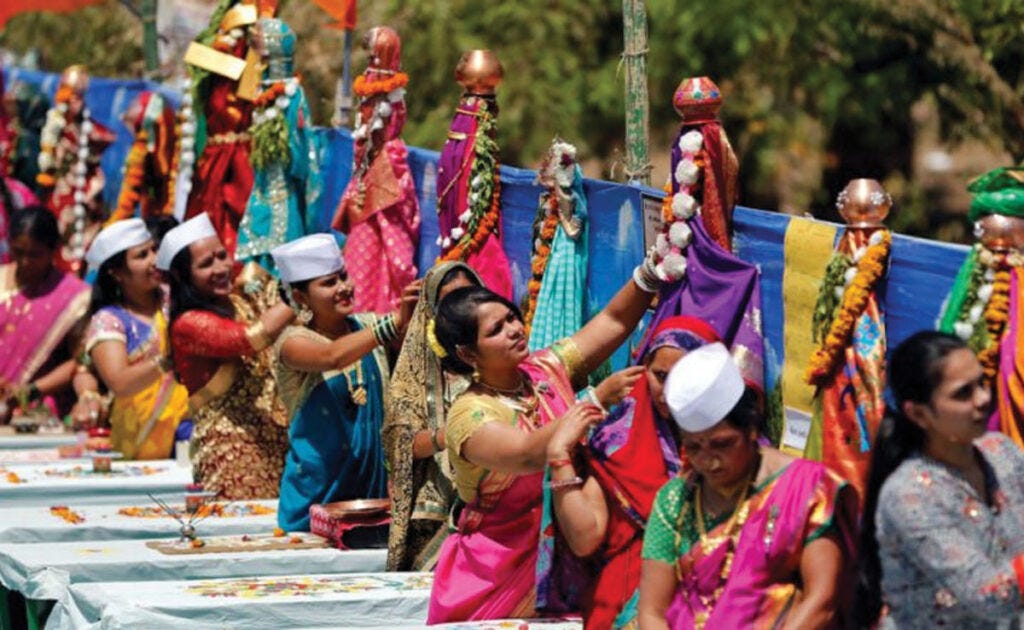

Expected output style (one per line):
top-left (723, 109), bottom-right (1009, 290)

top-left (427, 253), bottom-right (661, 623)
top-left (535, 316), bottom-right (721, 629)
top-left (637, 343), bottom-right (857, 629)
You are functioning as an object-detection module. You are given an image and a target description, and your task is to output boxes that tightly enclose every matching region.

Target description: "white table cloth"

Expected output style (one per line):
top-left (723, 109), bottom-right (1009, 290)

top-left (0, 448), bottom-right (74, 465)
top-left (0, 500), bottom-right (279, 543)
top-left (0, 460), bottom-right (193, 507)
top-left (0, 429), bottom-right (78, 450)
top-left (0, 538), bottom-right (386, 601)
top-left (46, 571), bottom-right (430, 628)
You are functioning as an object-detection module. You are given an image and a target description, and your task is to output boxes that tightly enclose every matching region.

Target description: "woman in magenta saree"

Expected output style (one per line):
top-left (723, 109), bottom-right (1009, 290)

top-left (0, 206), bottom-right (89, 419)
top-left (427, 258), bottom-right (659, 623)
top-left (638, 344), bottom-right (857, 629)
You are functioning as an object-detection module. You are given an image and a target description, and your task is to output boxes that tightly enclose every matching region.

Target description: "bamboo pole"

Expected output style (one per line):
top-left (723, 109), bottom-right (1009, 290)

top-left (622, 0), bottom-right (650, 186)
top-left (334, 28), bottom-right (354, 127)
top-left (140, 0), bottom-right (159, 76)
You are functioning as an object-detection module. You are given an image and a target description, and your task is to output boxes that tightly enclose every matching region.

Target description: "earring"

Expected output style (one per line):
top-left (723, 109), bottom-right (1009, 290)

top-left (471, 366), bottom-right (481, 382)
top-left (297, 305), bottom-right (313, 325)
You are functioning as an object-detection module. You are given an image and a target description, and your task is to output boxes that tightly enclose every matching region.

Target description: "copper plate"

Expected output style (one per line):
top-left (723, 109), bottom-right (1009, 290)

top-left (321, 498), bottom-right (390, 518)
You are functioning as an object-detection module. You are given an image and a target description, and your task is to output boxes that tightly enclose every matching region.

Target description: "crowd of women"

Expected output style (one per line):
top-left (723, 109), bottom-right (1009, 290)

top-left (2, 14), bottom-right (1024, 630)
top-left (3, 194), bottom-right (1024, 627)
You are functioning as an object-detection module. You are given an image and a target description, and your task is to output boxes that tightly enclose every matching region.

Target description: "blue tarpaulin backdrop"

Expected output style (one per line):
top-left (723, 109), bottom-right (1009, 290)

top-left (4, 67), bottom-right (971, 388)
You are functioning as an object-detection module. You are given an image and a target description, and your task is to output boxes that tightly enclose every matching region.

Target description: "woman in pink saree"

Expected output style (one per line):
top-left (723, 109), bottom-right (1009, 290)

top-left (333, 26), bottom-right (420, 314)
top-left (0, 206), bottom-right (90, 420)
top-left (638, 343), bottom-right (857, 629)
top-left (427, 256), bottom-right (661, 623)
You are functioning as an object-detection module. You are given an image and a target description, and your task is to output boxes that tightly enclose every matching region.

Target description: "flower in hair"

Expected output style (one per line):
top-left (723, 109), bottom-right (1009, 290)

top-left (426, 318), bottom-right (447, 359)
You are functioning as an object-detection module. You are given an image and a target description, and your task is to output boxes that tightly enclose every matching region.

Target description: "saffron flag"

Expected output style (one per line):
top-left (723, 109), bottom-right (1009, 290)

top-left (311, 0), bottom-right (356, 30)
top-left (0, 0), bottom-right (104, 29)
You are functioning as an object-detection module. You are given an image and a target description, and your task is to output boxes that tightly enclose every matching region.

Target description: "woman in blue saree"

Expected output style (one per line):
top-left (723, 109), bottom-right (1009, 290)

top-left (270, 234), bottom-right (418, 530)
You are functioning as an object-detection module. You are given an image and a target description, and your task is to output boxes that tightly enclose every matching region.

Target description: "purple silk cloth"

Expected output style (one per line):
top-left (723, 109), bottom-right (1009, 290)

top-left (436, 98), bottom-right (480, 237)
top-left (639, 217), bottom-right (765, 389)
top-left (435, 96), bottom-right (513, 298)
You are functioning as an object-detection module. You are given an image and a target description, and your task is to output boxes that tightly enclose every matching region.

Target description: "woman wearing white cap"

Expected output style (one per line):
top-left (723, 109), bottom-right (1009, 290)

top-left (83, 218), bottom-right (188, 459)
top-left (270, 234), bottom-right (419, 531)
top-left (637, 342), bottom-right (857, 629)
top-left (161, 213), bottom-right (295, 500)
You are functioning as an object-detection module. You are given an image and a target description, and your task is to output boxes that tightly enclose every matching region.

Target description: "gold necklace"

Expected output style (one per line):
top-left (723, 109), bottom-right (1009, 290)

top-left (691, 464), bottom-right (758, 629)
top-left (476, 374), bottom-right (528, 397)
top-left (478, 375), bottom-right (539, 419)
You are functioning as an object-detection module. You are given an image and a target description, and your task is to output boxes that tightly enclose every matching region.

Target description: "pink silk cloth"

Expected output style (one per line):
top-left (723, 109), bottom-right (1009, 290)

top-left (0, 177), bottom-right (39, 263)
top-left (335, 136), bottom-right (420, 313)
top-left (996, 267), bottom-right (1024, 447)
top-left (428, 349), bottom-right (576, 623)
top-left (667, 459), bottom-right (855, 628)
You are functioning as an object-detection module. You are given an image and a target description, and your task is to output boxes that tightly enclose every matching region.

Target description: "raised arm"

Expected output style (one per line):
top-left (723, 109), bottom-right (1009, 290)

top-left (280, 327), bottom-right (379, 373)
top-left (570, 277), bottom-right (655, 375)
top-left (173, 304), bottom-right (292, 359)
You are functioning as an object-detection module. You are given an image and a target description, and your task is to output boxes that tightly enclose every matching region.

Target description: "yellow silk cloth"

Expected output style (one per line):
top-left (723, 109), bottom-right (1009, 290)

top-left (780, 218), bottom-right (838, 455)
top-left (806, 229), bottom-right (889, 500)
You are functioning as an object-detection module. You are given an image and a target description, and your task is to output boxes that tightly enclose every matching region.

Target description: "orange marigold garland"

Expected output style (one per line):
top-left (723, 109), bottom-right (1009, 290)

top-left (353, 72), bottom-right (409, 98)
top-left (108, 135), bottom-right (148, 225)
top-left (523, 195), bottom-right (560, 335)
top-left (805, 230), bottom-right (892, 385)
top-left (976, 267), bottom-right (1012, 379)
top-left (439, 168), bottom-right (501, 263)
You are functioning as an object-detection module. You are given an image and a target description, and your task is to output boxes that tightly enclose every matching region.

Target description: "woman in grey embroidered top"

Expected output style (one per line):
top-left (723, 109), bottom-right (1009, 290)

top-left (857, 330), bottom-right (1024, 628)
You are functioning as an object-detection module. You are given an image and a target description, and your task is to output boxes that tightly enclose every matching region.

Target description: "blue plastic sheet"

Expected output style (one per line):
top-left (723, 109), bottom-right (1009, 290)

top-left (3, 67), bottom-right (971, 379)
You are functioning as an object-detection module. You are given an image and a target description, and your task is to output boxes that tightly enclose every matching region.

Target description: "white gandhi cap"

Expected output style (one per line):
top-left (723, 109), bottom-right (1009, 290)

top-left (155, 213), bottom-right (218, 270)
top-left (85, 218), bottom-right (152, 271)
top-left (270, 233), bottom-right (344, 284)
top-left (665, 342), bottom-right (745, 433)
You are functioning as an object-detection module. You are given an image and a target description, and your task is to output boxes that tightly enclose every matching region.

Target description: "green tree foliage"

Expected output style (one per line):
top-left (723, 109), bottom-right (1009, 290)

top-left (0, 1), bottom-right (143, 77)
top-left (380, 0), bottom-right (623, 169)
top-left (3, 0), bottom-right (1023, 241)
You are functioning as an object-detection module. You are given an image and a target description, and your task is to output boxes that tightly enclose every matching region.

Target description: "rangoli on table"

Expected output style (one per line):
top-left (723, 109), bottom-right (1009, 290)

top-left (118, 503), bottom-right (275, 518)
top-left (43, 465), bottom-right (168, 478)
top-left (185, 573), bottom-right (433, 599)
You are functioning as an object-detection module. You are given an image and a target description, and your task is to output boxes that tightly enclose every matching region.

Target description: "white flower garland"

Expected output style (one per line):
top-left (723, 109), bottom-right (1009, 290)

top-left (175, 88), bottom-right (196, 212)
top-left (652, 130), bottom-right (704, 281)
top-left (39, 102), bottom-right (92, 261)
top-left (251, 77), bottom-right (299, 127)
top-left (68, 109), bottom-right (92, 260)
top-left (952, 245), bottom-right (1024, 341)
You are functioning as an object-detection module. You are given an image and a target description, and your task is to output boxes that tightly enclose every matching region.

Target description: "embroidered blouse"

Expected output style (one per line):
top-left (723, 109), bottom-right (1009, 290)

top-left (877, 432), bottom-right (1024, 628)
top-left (170, 300), bottom-right (271, 393)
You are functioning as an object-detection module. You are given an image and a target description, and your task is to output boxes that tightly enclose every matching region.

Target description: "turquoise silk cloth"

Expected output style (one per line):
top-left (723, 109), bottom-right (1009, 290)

top-left (236, 88), bottom-right (324, 274)
top-left (529, 167), bottom-right (589, 353)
